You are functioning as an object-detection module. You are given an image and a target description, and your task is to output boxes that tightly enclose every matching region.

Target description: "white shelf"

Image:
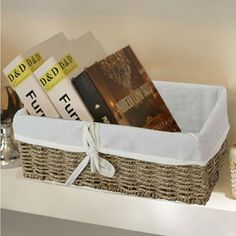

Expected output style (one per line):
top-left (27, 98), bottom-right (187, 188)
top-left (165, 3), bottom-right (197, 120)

top-left (1, 160), bottom-right (236, 236)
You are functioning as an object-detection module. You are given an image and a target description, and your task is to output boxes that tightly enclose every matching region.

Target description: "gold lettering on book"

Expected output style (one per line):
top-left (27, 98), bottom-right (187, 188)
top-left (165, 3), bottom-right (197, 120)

top-left (100, 51), bottom-right (132, 89)
top-left (101, 116), bottom-right (110, 124)
top-left (116, 82), bottom-right (152, 115)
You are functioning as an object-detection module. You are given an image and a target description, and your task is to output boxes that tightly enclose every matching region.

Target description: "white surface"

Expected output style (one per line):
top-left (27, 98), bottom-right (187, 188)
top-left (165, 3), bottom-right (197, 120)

top-left (1, 209), bottom-right (155, 236)
top-left (1, 159), bottom-right (236, 236)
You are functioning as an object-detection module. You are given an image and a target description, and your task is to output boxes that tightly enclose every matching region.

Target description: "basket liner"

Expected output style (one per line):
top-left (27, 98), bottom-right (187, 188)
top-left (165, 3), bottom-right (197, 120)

top-left (13, 81), bottom-right (229, 166)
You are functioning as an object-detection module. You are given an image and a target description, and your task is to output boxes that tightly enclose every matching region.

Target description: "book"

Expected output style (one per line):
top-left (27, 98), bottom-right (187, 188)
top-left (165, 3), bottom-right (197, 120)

top-left (72, 72), bottom-right (118, 124)
top-left (34, 32), bottom-right (107, 121)
top-left (72, 46), bottom-right (181, 131)
top-left (3, 32), bottom-right (68, 118)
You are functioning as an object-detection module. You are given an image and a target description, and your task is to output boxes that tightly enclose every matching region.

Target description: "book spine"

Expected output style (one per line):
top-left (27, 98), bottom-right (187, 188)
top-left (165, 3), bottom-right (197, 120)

top-left (3, 55), bottom-right (61, 118)
top-left (72, 72), bottom-right (118, 124)
top-left (35, 57), bottom-right (93, 121)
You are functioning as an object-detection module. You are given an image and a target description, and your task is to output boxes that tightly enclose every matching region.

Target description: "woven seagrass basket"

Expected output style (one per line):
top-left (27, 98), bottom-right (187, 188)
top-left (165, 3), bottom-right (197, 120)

top-left (229, 144), bottom-right (236, 198)
top-left (19, 139), bottom-right (227, 205)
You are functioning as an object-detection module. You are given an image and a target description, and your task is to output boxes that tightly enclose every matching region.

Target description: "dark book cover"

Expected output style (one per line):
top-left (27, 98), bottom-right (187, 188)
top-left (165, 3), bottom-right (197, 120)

top-left (74, 46), bottom-right (180, 132)
top-left (72, 72), bottom-right (118, 124)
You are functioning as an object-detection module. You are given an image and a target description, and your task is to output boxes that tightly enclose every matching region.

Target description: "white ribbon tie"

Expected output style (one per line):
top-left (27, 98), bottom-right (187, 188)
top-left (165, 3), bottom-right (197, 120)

top-left (65, 122), bottom-right (115, 186)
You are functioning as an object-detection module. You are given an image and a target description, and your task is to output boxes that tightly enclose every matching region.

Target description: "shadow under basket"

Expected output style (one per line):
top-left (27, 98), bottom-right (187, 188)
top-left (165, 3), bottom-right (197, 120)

top-left (19, 139), bottom-right (228, 205)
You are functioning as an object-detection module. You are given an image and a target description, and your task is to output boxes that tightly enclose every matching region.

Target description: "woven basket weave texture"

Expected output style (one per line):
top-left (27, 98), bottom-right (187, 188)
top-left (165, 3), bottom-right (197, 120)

top-left (19, 140), bottom-right (227, 205)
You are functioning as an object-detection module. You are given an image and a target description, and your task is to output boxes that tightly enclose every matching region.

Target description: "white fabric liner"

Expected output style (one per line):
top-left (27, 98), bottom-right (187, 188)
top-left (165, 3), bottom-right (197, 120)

top-left (13, 81), bottom-right (229, 166)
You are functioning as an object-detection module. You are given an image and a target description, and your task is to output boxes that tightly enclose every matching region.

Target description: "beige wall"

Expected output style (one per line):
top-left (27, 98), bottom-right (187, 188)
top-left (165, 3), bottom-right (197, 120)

top-left (1, 0), bottom-right (236, 142)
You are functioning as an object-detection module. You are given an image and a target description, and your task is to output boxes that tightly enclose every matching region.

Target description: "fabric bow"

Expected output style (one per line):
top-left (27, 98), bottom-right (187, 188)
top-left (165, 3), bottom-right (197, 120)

top-left (65, 122), bottom-right (115, 186)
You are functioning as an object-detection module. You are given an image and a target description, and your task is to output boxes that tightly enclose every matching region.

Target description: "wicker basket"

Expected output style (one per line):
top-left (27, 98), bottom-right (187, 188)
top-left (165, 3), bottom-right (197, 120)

top-left (14, 81), bottom-right (230, 205)
top-left (229, 145), bottom-right (236, 198)
top-left (19, 139), bottom-right (227, 205)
